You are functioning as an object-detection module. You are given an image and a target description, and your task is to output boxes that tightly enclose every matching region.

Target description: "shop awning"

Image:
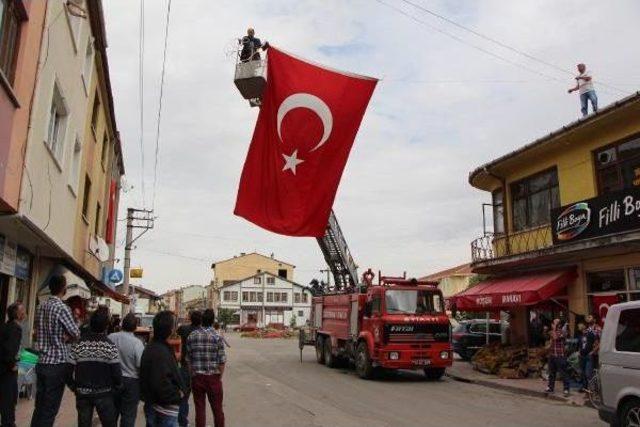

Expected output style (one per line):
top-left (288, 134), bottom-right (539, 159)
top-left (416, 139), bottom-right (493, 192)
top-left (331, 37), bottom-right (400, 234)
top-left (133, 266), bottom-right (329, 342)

top-left (451, 269), bottom-right (577, 311)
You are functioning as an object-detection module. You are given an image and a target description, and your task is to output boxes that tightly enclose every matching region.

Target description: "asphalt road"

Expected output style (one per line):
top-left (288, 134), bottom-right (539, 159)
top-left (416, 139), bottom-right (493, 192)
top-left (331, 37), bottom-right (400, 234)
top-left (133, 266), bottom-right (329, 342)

top-left (222, 333), bottom-right (604, 427)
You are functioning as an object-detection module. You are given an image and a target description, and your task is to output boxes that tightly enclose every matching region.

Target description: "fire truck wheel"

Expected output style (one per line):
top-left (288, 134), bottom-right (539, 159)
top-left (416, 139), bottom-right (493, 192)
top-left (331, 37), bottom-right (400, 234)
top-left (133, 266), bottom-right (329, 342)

top-left (356, 342), bottom-right (374, 379)
top-left (324, 338), bottom-right (337, 368)
top-left (315, 336), bottom-right (325, 365)
top-left (424, 367), bottom-right (445, 381)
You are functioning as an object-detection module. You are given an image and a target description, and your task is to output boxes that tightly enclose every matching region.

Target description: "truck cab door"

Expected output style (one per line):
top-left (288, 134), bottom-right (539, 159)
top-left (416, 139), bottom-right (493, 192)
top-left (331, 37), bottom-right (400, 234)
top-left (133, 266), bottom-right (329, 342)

top-left (362, 295), bottom-right (383, 346)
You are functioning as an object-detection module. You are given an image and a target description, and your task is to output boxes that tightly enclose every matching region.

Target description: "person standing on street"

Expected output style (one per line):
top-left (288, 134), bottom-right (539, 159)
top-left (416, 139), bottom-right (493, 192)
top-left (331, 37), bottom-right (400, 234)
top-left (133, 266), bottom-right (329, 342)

top-left (186, 309), bottom-right (226, 427)
top-left (0, 302), bottom-right (25, 427)
top-left (30, 275), bottom-right (81, 427)
top-left (176, 310), bottom-right (202, 427)
top-left (546, 318), bottom-right (570, 397)
top-left (140, 311), bottom-right (185, 427)
top-left (109, 313), bottom-right (145, 427)
top-left (568, 63), bottom-right (598, 117)
top-left (69, 306), bottom-right (122, 427)
top-left (579, 314), bottom-right (600, 392)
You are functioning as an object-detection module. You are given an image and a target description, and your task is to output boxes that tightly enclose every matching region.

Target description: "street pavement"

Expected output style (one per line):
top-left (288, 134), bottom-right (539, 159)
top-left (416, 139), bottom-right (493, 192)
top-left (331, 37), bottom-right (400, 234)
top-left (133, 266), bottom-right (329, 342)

top-left (17, 333), bottom-right (605, 426)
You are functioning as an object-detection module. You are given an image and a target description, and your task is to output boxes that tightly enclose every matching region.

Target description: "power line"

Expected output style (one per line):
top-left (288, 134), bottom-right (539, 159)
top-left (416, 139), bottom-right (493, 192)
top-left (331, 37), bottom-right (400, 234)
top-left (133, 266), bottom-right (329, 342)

top-left (398, 0), bottom-right (628, 95)
top-left (138, 0), bottom-right (146, 207)
top-left (151, 0), bottom-right (172, 211)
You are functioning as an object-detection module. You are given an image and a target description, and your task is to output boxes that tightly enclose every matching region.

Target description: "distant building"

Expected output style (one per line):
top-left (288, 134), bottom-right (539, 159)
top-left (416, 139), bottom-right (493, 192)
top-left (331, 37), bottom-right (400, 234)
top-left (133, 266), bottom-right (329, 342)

top-left (99, 285), bottom-right (162, 315)
top-left (421, 263), bottom-right (474, 298)
top-left (162, 284), bottom-right (207, 319)
top-left (217, 272), bottom-right (311, 328)
top-left (208, 252), bottom-right (295, 312)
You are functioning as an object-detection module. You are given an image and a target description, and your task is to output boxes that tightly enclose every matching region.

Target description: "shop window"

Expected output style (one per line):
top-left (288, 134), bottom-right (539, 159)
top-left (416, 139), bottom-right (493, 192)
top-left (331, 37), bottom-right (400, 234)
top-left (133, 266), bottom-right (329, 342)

top-left (595, 135), bottom-right (640, 194)
top-left (587, 270), bottom-right (626, 293)
top-left (0, 0), bottom-right (24, 85)
top-left (615, 308), bottom-right (640, 353)
top-left (492, 189), bottom-right (504, 235)
top-left (510, 168), bottom-right (559, 232)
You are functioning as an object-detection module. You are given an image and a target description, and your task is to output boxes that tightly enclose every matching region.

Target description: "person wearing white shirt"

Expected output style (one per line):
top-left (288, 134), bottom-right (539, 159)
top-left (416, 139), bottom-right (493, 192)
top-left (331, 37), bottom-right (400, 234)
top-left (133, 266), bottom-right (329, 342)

top-left (568, 63), bottom-right (597, 117)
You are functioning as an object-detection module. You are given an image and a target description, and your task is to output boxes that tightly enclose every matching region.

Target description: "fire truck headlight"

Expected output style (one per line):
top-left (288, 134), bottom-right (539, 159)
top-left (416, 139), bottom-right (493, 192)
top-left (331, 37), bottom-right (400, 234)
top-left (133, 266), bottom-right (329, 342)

top-left (440, 351), bottom-right (450, 360)
top-left (389, 352), bottom-right (399, 360)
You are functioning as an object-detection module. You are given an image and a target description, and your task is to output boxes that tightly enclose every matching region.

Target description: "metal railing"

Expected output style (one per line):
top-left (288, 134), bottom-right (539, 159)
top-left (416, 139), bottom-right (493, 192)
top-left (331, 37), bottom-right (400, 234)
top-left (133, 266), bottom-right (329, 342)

top-left (471, 225), bottom-right (554, 262)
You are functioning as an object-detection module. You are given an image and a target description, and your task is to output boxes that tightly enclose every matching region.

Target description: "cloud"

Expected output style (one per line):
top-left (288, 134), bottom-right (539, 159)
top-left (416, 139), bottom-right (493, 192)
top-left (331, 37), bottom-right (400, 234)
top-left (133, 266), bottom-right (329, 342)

top-left (103, 0), bottom-right (640, 293)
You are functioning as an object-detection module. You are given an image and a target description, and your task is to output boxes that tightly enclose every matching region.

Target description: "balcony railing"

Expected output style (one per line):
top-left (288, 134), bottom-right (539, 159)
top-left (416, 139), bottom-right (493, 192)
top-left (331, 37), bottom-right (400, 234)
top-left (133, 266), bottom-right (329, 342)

top-left (471, 225), bottom-right (553, 263)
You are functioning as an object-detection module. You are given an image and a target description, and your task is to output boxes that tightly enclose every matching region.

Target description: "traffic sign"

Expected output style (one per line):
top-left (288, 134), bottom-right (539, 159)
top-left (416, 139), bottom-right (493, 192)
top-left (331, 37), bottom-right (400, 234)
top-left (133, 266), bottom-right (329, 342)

top-left (107, 269), bottom-right (124, 284)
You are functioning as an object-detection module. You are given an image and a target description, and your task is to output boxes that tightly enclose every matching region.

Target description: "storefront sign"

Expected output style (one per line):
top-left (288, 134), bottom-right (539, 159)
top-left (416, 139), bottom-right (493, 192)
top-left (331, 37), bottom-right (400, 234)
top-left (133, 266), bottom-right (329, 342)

top-left (0, 235), bottom-right (17, 276)
top-left (552, 187), bottom-right (640, 244)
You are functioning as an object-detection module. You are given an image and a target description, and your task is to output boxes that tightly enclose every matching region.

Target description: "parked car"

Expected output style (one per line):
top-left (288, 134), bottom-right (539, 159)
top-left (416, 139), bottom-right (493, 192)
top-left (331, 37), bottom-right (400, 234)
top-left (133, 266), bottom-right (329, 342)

top-left (452, 319), bottom-right (506, 360)
top-left (597, 300), bottom-right (640, 427)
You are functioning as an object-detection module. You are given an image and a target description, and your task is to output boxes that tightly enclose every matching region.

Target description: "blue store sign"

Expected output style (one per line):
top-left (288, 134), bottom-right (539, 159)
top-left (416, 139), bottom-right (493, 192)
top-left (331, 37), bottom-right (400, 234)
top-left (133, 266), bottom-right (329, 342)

top-left (107, 269), bottom-right (124, 284)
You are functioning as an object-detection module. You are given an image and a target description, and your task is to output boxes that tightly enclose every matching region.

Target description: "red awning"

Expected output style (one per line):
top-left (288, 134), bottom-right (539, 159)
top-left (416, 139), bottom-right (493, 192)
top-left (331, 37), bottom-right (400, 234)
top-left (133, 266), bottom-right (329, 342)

top-left (451, 269), bottom-right (576, 312)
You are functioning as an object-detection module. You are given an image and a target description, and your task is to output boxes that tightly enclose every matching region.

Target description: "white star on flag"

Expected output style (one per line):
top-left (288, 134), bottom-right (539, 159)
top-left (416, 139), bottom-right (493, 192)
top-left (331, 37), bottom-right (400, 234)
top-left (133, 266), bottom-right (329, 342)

top-left (282, 150), bottom-right (304, 175)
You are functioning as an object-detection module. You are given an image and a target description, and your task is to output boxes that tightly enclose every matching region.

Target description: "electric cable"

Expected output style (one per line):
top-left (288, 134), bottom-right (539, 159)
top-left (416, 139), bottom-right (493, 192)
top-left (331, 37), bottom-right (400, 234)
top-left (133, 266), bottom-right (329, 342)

top-left (138, 0), bottom-right (146, 207)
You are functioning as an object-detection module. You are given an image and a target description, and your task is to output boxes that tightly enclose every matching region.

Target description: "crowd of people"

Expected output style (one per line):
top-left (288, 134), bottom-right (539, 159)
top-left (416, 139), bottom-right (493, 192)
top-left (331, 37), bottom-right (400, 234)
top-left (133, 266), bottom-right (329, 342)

top-left (0, 274), bottom-right (227, 427)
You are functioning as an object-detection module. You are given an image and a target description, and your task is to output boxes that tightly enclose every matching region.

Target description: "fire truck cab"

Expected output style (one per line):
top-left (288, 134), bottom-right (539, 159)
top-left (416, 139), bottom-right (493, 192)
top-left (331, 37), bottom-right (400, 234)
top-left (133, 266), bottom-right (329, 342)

top-left (304, 271), bottom-right (452, 380)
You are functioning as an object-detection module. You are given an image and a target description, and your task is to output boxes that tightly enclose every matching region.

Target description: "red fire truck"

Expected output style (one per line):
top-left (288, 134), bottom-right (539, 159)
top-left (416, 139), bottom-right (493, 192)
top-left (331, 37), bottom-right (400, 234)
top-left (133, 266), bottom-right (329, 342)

top-left (301, 270), bottom-right (452, 380)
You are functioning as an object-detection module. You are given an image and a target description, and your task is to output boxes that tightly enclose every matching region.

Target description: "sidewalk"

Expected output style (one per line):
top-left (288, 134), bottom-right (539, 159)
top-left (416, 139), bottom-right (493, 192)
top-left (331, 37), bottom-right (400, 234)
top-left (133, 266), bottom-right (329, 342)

top-left (447, 361), bottom-right (589, 407)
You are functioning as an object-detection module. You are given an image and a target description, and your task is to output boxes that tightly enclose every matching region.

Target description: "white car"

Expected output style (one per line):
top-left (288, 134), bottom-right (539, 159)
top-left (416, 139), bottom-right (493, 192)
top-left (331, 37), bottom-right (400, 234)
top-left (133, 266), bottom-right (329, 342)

top-left (598, 300), bottom-right (640, 427)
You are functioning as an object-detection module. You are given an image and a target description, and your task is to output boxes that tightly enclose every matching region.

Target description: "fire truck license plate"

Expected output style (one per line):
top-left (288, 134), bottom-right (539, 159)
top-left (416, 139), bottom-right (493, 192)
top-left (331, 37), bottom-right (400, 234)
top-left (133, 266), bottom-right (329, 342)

top-left (412, 359), bottom-right (431, 366)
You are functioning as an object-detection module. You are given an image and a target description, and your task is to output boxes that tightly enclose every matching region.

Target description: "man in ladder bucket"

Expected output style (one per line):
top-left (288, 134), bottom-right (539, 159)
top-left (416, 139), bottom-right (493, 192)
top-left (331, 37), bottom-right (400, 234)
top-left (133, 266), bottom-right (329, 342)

top-left (239, 27), bottom-right (269, 62)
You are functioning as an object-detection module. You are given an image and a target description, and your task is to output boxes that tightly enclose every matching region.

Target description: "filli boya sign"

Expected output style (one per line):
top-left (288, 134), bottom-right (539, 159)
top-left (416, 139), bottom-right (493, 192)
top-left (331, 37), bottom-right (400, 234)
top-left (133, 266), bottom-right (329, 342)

top-left (552, 187), bottom-right (640, 244)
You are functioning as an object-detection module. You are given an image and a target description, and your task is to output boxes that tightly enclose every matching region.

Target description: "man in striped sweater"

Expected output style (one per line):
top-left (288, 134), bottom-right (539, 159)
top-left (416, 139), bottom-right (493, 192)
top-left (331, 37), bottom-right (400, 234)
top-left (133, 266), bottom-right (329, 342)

top-left (69, 306), bottom-right (122, 427)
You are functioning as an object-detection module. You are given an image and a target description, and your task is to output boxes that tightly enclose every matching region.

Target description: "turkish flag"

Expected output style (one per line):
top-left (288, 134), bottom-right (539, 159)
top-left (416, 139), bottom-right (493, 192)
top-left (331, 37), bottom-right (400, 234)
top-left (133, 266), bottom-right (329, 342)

top-left (234, 47), bottom-right (378, 237)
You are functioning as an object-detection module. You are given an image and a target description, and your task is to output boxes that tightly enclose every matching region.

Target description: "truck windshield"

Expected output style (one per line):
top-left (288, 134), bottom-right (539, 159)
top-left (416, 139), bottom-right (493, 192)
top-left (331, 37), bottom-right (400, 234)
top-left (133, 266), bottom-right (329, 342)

top-left (385, 290), bottom-right (443, 314)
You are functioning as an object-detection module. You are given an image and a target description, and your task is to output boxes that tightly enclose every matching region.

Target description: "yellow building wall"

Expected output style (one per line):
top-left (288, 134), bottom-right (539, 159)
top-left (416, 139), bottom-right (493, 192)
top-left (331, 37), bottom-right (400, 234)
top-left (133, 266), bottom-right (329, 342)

top-left (439, 276), bottom-right (472, 298)
top-left (212, 253), bottom-right (295, 286)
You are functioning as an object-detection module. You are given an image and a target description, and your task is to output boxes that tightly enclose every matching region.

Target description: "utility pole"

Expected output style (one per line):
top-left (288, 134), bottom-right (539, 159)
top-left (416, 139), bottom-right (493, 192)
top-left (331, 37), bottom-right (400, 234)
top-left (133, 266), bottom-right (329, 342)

top-left (122, 208), bottom-right (155, 316)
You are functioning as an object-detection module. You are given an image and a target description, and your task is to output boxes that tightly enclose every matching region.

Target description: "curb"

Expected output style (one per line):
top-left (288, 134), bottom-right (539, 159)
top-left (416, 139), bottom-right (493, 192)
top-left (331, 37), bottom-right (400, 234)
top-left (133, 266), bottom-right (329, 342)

top-left (445, 372), bottom-right (588, 407)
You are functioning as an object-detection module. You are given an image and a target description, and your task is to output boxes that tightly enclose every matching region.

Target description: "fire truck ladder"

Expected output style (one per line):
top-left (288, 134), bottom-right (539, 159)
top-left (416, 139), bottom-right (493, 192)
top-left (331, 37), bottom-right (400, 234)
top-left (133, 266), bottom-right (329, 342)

top-left (316, 211), bottom-right (359, 292)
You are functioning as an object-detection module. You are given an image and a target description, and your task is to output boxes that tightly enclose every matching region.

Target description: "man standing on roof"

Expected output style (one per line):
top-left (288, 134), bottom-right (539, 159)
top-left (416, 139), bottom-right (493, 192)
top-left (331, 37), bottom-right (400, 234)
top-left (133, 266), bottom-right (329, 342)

top-left (240, 28), bottom-right (268, 62)
top-left (568, 63), bottom-right (598, 117)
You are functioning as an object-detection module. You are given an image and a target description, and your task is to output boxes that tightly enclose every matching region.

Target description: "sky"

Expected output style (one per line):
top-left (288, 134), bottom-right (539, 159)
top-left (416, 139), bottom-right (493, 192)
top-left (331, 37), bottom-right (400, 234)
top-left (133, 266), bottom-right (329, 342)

top-left (102, 0), bottom-right (640, 294)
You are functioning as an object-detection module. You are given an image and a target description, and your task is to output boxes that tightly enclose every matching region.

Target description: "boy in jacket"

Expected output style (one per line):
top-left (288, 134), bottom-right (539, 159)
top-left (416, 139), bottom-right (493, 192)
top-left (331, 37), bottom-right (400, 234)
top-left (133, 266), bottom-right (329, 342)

top-left (140, 311), bottom-right (186, 427)
top-left (69, 306), bottom-right (122, 427)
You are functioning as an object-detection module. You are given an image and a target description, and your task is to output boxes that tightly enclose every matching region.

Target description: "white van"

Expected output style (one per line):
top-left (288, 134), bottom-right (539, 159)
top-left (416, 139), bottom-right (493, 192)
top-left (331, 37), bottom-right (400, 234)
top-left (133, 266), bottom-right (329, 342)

top-left (598, 300), bottom-right (640, 426)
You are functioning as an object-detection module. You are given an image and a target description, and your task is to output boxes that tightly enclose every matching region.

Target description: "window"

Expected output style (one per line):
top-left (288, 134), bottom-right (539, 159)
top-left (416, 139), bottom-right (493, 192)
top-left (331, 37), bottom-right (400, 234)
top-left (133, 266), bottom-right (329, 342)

top-left (492, 189), bottom-right (504, 234)
top-left (587, 270), bottom-right (626, 293)
top-left (254, 276), bottom-right (262, 285)
top-left (302, 293), bottom-right (308, 303)
top-left (615, 308), bottom-right (640, 353)
top-left (242, 291), bottom-right (249, 302)
top-left (249, 292), bottom-right (257, 302)
top-left (257, 292), bottom-right (263, 302)
top-left (101, 133), bottom-right (109, 167)
top-left (595, 136), bottom-right (640, 194)
top-left (281, 292), bottom-right (288, 303)
top-left (224, 291), bottom-right (238, 302)
top-left (511, 169), bottom-right (559, 231)
top-left (266, 292), bottom-right (273, 302)
top-left (94, 202), bottom-right (101, 235)
top-left (46, 83), bottom-right (68, 164)
top-left (266, 276), bottom-right (275, 285)
top-left (298, 310), bottom-right (304, 317)
top-left (90, 91), bottom-right (100, 136)
top-left (69, 137), bottom-right (82, 193)
top-left (294, 293), bottom-right (301, 303)
top-left (81, 174), bottom-right (91, 219)
top-left (82, 37), bottom-right (94, 89)
top-left (0, 0), bottom-right (23, 84)
top-left (278, 269), bottom-right (287, 279)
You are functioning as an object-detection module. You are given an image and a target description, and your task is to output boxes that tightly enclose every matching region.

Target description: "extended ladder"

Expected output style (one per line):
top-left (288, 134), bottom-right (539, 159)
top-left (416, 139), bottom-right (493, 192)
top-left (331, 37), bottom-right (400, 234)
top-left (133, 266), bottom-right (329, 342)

top-left (316, 211), bottom-right (359, 291)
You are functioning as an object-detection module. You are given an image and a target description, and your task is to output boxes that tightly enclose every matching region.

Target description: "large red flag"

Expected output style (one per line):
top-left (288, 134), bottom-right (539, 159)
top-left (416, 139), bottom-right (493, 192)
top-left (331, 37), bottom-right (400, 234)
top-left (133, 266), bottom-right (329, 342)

top-left (234, 47), bottom-right (378, 237)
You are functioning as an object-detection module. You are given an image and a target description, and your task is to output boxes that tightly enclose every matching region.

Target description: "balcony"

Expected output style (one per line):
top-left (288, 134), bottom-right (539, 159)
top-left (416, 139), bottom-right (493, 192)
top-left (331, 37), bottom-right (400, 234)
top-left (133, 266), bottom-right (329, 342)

top-left (471, 225), bottom-right (553, 263)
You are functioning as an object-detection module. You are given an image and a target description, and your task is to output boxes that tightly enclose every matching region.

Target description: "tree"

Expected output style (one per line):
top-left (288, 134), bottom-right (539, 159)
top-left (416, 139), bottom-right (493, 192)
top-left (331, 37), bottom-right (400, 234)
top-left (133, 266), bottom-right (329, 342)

top-left (290, 313), bottom-right (297, 329)
top-left (218, 308), bottom-right (236, 326)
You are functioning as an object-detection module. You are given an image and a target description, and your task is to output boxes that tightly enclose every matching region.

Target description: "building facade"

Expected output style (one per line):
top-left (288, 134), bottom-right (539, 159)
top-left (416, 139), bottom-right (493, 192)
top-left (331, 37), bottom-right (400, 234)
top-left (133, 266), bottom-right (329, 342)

top-left (209, 252), bottom-right (295, 311)
top-left (217, 272), bottom-right (311, 328)
top-left (457, 93), bottom-right (640, 344)
top-left (421, 263), bottom-right (474, 299)
top-left (0, 0), bottom-right (126, 341)
top-left (99, 284), bottom-right (162, 316)
top-left (162, 284), bottom-right (207, 320)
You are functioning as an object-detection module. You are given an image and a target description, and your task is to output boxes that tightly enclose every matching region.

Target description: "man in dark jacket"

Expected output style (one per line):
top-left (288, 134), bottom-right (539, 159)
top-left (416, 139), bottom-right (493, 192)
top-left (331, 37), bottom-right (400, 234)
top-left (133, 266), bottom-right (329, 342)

top-left (140, 311), bottom-right (185, 427)
top-left (69, 306), bottom-right (122, 427)
top-left (0, 302), bottom-right (25, 427)
top-left (176, 310), bottom-right (201, 427)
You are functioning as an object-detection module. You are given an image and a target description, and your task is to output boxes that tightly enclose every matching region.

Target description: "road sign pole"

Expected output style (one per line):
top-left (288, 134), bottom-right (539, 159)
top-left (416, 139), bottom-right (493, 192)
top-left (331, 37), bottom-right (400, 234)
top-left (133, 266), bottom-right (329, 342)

top-left (121, 208), bottom-right (154, 317)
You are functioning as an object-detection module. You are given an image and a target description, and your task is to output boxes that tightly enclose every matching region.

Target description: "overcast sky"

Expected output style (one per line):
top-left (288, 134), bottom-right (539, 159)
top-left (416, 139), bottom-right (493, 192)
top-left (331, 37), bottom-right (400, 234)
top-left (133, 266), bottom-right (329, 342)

top-left (102, 0), bottom-right (640, 294)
